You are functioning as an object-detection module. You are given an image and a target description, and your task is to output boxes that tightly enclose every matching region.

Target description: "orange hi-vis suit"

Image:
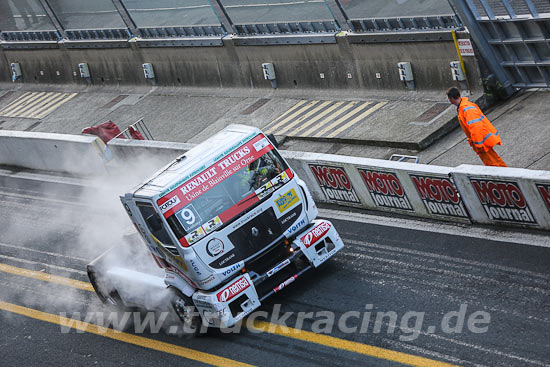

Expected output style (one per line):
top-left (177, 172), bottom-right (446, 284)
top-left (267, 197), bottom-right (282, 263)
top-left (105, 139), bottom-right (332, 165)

top-left (457, 98), bottom-right (507, 167)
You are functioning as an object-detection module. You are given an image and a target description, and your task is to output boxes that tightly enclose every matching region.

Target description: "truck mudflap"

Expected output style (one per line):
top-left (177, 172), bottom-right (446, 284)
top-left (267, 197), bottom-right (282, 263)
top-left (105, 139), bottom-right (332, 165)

top-left (294, 219), bottom-right (344, 268)
top-left (192, 273), bottom-right (260, 328)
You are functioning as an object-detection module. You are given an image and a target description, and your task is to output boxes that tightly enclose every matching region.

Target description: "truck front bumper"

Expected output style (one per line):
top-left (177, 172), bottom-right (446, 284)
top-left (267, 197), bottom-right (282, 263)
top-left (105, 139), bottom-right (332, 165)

top-left (192, 219), bottom-right (344, 328)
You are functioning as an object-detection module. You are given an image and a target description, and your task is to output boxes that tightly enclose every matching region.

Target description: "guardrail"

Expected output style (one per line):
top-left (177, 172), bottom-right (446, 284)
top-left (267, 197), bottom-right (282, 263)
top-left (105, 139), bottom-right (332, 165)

top-left (1, 130), bottom-right (549, 231)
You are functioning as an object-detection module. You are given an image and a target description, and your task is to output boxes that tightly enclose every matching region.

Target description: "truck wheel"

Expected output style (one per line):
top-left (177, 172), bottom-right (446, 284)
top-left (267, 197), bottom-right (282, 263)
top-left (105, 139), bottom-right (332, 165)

top-left (170, 289), bottom-right (203, 335)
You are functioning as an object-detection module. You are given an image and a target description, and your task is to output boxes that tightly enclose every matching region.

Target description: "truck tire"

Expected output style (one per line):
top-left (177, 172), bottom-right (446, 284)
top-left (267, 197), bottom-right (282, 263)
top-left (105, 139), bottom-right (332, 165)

top-left (170, 288), bottom-right (203, 336)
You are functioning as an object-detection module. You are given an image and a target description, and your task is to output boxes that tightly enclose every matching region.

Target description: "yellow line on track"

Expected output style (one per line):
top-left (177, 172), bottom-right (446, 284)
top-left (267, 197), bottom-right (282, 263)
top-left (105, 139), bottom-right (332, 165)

top-left (251, 321), bottom-right (457, 367)
top-left (0, 262), bottom-right (93, 291)
top-left (0, 262), bottom-right (458, 367)
top-left (0, 301), bottom-right (254, 367)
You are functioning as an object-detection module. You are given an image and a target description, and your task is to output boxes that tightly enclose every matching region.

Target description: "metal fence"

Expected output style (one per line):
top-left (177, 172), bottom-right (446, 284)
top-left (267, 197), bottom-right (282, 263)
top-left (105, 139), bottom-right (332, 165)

top-left (0, 0), bottom-right (462, 46)
top-left (449, 0), bottom-right (550, 90)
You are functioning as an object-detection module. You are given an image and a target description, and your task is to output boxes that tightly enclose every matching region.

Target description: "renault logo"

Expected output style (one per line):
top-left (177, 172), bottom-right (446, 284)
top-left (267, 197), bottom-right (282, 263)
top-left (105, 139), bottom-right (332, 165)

top-left (251, 227), bottom-right (259, 237)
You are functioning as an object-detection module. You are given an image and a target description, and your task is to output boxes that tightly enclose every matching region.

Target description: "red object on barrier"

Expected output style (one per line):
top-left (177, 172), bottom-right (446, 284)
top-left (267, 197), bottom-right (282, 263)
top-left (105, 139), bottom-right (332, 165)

top-left (82, 121), bottom-right (123, 144)
top-left (128, 125), bottom-right (145, 140)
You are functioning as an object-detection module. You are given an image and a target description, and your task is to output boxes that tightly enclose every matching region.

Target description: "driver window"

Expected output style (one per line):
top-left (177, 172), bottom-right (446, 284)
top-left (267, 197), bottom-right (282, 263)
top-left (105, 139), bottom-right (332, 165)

top-left (136, 202), bottom-right (173, 245)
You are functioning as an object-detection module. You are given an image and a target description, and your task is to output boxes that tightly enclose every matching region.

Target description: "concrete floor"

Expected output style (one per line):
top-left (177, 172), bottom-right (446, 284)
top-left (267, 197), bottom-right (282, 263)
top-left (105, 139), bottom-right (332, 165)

top-left (0, 83), bottom-right (547, 170)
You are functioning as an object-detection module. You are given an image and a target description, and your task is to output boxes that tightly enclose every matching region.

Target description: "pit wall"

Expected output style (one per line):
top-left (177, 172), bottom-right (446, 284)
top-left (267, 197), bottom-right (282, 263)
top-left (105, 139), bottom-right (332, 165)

top-left (0, 32), bottom-right (482, 92)
top-left (1, 130), bottom-right (549, 231)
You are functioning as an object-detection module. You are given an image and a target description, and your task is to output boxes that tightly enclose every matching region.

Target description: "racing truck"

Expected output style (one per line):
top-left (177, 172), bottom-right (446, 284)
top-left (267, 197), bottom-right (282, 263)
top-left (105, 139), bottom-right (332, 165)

top-left (87, 124), bottom-right (344, 331)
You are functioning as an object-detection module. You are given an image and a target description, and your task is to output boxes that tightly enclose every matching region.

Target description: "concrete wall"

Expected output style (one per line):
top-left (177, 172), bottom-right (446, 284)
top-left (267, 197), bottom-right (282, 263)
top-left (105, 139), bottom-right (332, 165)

top-left (0, 32), bottom-right (483, 92)
top-left (0, 130), bottom-right (107, 175)
top-left (3, 130), bottom-right (550, 232)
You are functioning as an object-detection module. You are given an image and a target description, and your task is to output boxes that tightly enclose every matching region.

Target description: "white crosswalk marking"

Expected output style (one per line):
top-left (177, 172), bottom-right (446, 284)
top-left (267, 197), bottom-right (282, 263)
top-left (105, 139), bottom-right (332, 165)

top-left (0, 92), bottom-right (78, 119)
top-left (264, 99), bottom-right (386, 138)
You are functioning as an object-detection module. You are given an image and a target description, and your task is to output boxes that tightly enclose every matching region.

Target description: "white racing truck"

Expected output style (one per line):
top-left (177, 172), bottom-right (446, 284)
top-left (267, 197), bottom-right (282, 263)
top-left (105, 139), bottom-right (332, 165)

top-left (88, 124), bottom-right (344, 331)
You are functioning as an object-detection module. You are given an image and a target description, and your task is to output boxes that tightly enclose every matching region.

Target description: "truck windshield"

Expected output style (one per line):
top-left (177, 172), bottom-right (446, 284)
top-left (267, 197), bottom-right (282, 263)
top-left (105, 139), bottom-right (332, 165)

top-left (158, 135), bottom-right (291, 246)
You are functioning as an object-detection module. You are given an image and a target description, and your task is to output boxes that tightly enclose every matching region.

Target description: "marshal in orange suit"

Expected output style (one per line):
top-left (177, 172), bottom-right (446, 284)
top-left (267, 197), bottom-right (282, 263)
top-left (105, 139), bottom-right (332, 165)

top-left (446, 87), bottom-right (507, 167)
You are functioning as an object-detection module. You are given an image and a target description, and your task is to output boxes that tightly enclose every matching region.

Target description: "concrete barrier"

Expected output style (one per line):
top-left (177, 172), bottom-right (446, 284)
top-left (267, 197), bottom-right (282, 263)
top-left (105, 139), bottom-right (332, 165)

top-left (0, 130), bottom-right (194, 176)
top-left (3, 130), bottom-right (550, 232)
top-left (283, 151), bottom-right (471, 223)
top-left (0, 131), bottom-right (107, 175)
top-left (451, 165), bottom-right (550, 230)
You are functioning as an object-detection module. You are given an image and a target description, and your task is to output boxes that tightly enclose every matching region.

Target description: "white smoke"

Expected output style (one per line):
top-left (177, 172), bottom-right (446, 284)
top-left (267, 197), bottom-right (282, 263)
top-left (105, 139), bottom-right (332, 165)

top-left (0, 139), bottom-right (190, 334)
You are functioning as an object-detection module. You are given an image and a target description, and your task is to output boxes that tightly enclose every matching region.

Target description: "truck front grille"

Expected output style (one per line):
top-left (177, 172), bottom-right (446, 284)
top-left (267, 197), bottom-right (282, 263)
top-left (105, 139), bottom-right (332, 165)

top-left (227, 208), bottom-right (282, 261)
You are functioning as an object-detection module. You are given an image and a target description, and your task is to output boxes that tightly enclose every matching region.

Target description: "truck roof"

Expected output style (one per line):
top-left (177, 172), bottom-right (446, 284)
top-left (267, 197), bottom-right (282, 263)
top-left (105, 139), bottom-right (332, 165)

top-left (133, 124), bottom-right (261, 199)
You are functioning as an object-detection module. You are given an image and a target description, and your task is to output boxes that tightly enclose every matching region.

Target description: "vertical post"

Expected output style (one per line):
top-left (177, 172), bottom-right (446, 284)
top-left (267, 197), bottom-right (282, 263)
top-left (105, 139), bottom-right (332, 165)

top-left (209, 0), bottom-right (235, 34)
top-left (524, 0), bottom-right (539, 18)
top-left (324, 0), bottom-right (352, 31)
top-left (111, 0), bottom-right (138, 36)
top-left (37, 0), bottom-right (67, 39)
top-left (447, 0), bottom-right (515, 95)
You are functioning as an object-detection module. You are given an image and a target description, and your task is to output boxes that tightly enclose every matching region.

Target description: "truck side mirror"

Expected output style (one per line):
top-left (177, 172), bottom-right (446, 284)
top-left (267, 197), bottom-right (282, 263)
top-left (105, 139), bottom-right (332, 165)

top-left (267, 133), bottom-right (279, 149)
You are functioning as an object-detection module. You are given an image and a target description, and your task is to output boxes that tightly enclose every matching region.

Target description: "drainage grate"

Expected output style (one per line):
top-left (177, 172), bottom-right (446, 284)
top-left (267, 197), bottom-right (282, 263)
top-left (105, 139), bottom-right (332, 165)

top-left (24, 121), bottom-right (42, 131)
top-left (102, 95), bottom-right (128, 109)
top-left (241, 98), bottom-right (270, 115)
top-left (409, 103), bottom-right (451, 125)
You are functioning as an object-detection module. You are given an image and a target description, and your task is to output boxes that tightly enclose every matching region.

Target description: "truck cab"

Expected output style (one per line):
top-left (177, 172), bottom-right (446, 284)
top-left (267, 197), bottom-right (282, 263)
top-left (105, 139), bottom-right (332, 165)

top-left (90, 124), bottom-right (344, 329)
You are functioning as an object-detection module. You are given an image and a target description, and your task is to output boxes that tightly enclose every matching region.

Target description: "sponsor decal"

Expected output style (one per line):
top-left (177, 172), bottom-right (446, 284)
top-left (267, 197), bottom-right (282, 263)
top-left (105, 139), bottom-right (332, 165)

top-left (159, 164), bottom-right (207, 198)
top-left (175, 204), bottom-right (202, 232)
top-left (203, 216), bottom-right (223, 234)
top-left (193, 299), bottom-right (214, 310)
top-left (217, 276), bottom-right (250, 302)
top-left (286, 218), bottom-right (306, 235)
top-left (194, 293), bottom-right (211, 302)
top-left (231, 205), bottom-right (263, 229)
top-left (255, 171), bottom-right (291, 200)
top-left (536, 183), bottom-right (550, 213)
top-left (159, 195), bottom-right (181, 214)
top-left (267, 259), bottom-right (291, 277)
top-left (212, 132), bottom-right (258, 163)
top-left (471, 178), bottom-right (537, 224)
top-left (410, 174), bottom-right (468, 218)
top-left (159, 133), bottom-right (259, 198)
top-left (280, 209), bottom-right (298, 225)
top-left (124, 203), bottom-right (132, 217)
top-left (234, 307), bottom-right (254, 322)
top-left (215, 252), bottom-right (236, 267)
top-left (274, 275), bottom-right (298, 293)
top-left (275, 188), bottom-right (300, 213)
top-left (185, 226), bottom-right (206, 245)
top-left (358, 169), bottom-right (413, 211)
top-left (157, 134), bottom-right (273, 216)
top-left (309, 164), bottom-right (360, 204)
top-left (150, 234), bottom-right (188, 271)
top-left (253, 137), bottom-right (269, 152)
top-left (222, 263), bottom-right (242, 276)
top-left (197, 275), bottom-right (215, 287)
top-left (301, 221), bottom-right (331, 248)
top-left (189, 259), bottom-right (202, 276)
top-left (255, 181), bottom-right (274, 200)
top-left (206, 238), bottom-right (225, 257)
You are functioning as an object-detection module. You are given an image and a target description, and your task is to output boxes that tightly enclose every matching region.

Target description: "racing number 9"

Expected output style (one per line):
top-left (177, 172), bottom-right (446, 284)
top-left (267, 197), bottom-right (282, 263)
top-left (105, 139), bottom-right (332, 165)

top-left (180, 208), bottom-right (195, 225)
top-left (176, 204), bottom-right (202, 232)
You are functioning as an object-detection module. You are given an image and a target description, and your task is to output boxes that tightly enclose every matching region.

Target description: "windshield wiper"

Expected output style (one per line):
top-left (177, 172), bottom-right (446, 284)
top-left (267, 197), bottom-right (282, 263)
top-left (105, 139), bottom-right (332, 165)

top-left (238, 194), bottom-right (259, 206)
